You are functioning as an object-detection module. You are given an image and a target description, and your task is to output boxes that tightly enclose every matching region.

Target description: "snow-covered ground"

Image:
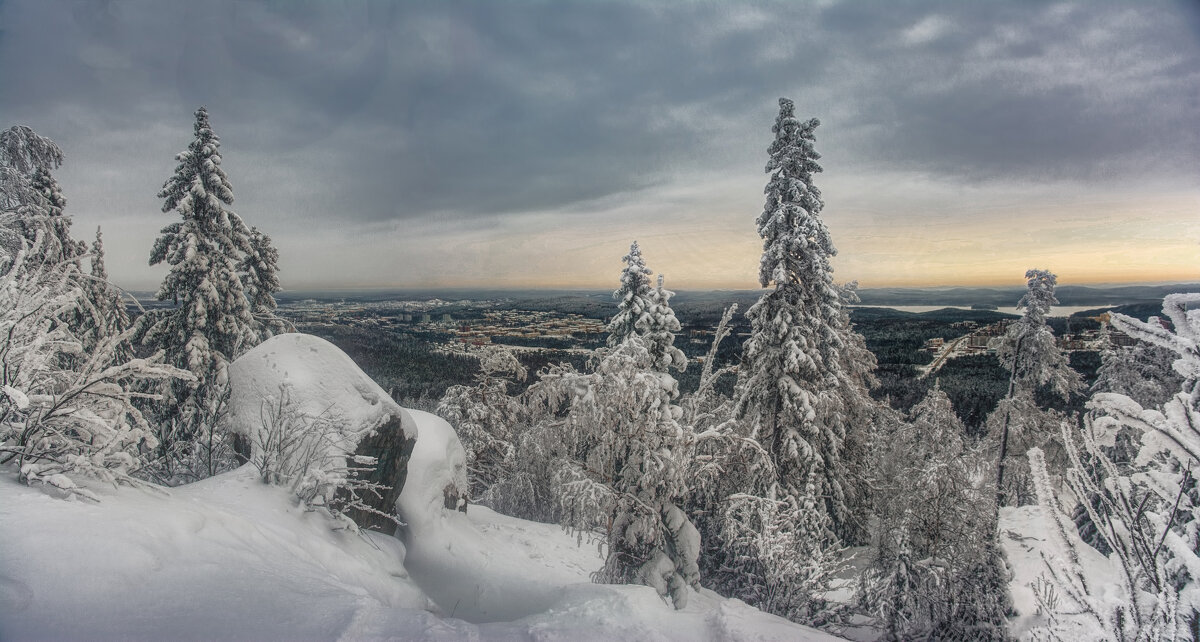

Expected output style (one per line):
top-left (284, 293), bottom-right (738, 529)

top-left (1, 406), bottom-right (841, 641)
top-left (1000, 504), bottom-right (1118, 641)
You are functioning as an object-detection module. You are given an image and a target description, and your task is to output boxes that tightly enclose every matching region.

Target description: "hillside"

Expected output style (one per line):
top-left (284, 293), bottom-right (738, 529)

top-left (0, 347), bottom-right (840, 641)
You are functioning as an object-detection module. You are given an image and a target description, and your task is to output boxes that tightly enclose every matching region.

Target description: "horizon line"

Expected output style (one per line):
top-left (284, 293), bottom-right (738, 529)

top-left (224, 278), bottom-right (1200, 295)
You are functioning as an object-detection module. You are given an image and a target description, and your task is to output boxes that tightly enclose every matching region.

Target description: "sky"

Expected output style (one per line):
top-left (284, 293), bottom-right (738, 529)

top-left (1, 0), bottom-right (1197, 291)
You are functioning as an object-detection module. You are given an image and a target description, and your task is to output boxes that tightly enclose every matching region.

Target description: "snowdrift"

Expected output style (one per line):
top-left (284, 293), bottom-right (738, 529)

top-left (224, 333), bottom-right (418, 451)
top-left (0, 466), bottom-right (433, 640)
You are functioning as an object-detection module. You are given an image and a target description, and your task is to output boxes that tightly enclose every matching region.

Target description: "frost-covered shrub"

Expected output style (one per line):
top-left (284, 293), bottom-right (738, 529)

top-left (436, 346), bottom-right (526, 500)
top-left (719, 480), bottom-right (846, 625)
top-left (861, 386), bottom-right (1010, 640)
top-left (1031, 293), bottom-right (1200, 641)
top-left (509, 337), bottom-right (700, 609)
top-left (1094, 339), bottom-right (1183, 410)
top-left (0, 224), bottom-right (191, 499)
top-left (248, 384), bottom-right (398, 534)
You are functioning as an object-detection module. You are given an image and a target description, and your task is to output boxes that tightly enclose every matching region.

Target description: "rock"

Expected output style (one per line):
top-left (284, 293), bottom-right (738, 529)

top-left (223, 333), bottom-right (419, 532)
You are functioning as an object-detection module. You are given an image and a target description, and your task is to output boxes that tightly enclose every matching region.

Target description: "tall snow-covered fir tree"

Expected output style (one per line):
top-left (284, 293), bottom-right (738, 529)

top-left (238, 226), bottom-right (290, 339)
top-left (733, 98), bottom-right (877, 544)
top-left (139, 107), bottom-right (258, 469)
top-left (607, 241), bottom-right (654, 347)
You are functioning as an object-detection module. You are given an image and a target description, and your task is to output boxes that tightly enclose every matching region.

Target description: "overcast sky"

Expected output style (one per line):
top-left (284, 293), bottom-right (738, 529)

top-left (2, 0), bottom-right (1197, 290)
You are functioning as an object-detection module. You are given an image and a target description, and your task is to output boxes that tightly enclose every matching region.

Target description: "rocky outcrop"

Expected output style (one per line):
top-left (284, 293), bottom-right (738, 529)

top-left (223, 333), bottom-right (418, 533)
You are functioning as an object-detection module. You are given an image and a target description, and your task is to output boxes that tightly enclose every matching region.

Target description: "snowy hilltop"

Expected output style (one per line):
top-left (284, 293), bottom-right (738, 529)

top-left (0, 333), bottom-right (838, 641)
top-left (5, 99), bottom-right (1199, 641)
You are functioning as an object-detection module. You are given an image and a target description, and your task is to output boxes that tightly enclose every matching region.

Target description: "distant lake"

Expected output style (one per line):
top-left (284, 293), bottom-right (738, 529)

top-left (853, 305), bottom-right (1116, 317)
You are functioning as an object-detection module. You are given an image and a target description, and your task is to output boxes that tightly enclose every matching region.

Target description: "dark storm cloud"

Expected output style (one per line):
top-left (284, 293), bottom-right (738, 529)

top-left (0, 0), bottom-right (1196, 228)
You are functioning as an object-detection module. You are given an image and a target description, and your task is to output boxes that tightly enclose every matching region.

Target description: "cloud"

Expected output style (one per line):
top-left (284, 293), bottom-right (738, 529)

top-left (0, 0), bottom-right (1196, 288)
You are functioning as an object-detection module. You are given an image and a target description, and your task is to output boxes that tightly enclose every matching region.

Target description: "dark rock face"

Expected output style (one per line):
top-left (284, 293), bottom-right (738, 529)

top-left (342, 412), bottom-right (418, 533)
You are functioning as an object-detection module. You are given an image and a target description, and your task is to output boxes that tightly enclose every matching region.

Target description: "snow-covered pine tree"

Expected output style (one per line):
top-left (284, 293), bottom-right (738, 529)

top-left (0, 125), bottom-right (64, 212)
top-left (437, 346), bottom-right (527, 501)
top-left (996, 269), bottom-right (1081, 400)
top-left (641, 274), bottom-right (687, 372)
top-left (80, 226), bottom-right (131, 353)
top-left (26, 167), bottom-right (84, 265)
top-left (138, 107), bottom-right (258, 480)
top-left (238, 226), bottom-right (290, 340)
top-left (607, 241), bottom-right (653, 347)
top-left (733, 97), bottom-right (877, 543)
top-left (525, 336), bottom-right (700, 609)
top-left (992, 268), bottom-right (1082, 506)
top-left (0, 126), bottom-right (83, 268)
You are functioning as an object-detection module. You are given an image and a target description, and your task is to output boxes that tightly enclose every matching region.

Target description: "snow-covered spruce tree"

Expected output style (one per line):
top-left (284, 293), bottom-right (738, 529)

top-left (238, 226), bottom-right (290, 340)
top-left (0, 215), bottom-right (192, 499)
top-left (1029, 292), bottom-right (1200, 640)
top-left (678, 304), bottom-right (844, 625)
top-left (80, 227), bottom-right (131, 354)
top-left (733, 98), bottom-right (877, 544)
top-left (436, 346), bottom-right (527, 501)
top-left (991, 269), bottom-right (1082, 506)
top-left (0, 125), bottom-right (64, 212)
top-left (642, 274), bottom-right (687, 372)
top-left (26, 167), bottom-right (85, 265)
top-left (860, 385), bottom-right (1011, 640)
top-left (0, 126), bottom-right (84, 270)
top-left (607, 240), bottom-right (654, 348)
top-left (138, 107), bottom-right (258, 481)
top-left (523, 336), bottom-right (700, 609)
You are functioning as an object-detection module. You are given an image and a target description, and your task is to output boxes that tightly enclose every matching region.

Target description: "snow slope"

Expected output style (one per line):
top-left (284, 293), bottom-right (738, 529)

top-left (397, 408), bottom-right (846, 640)
top-left (0, 426), bottom-right (840, 640)
top-left (1, 333), bottom-right (842, 641)
top-left (0, 466), bottom-right (433, 641)
top-left (1000, 504), bottom-right (1119, 641)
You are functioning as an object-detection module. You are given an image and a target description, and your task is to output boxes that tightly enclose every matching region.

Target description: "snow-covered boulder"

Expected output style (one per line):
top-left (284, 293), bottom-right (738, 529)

top-left (223, 333), bottom-right (418, 531)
